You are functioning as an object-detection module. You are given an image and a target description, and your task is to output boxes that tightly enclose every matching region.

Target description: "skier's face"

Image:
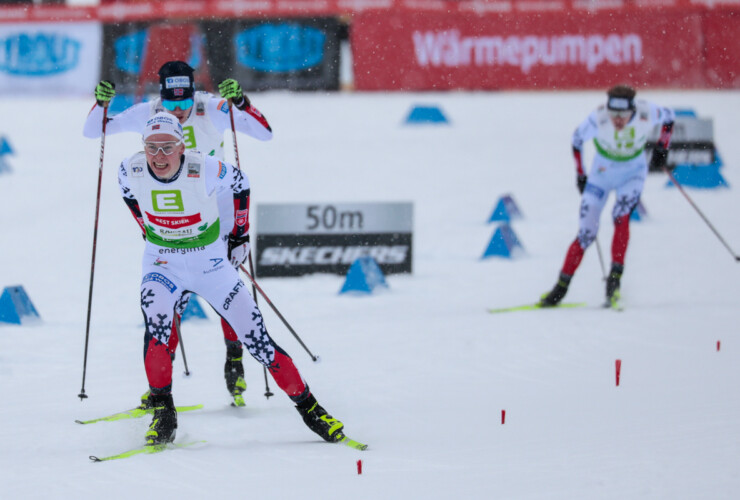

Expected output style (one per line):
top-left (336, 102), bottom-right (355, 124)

top-left (161, 98), bottom-right (194, 124)
top-left (145, 133), bottom-right (184, 180)
top-left (166, 106), bottom-right (192, 124)
top-left (608, 109), bottom-right (633, 131)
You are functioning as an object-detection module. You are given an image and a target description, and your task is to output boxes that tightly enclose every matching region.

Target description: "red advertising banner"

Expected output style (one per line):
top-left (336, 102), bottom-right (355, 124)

top-left (0, 1), bottom-right (737, 90)
top-left (702, 10), bottom-right (740, 87)
top-left (351, 11), bottom-right (708, 90)
top-left (1, 0), bottom-right (738, 24)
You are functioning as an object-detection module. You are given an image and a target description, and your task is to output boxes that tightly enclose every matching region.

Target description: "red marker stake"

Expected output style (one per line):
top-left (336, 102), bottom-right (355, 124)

top-left (501, 410), bottom-right (506, 425)
top-left (615, 359), bottom-right (622, 387)
top-left (357, 459), bottom-right (362, 475)
top-left (717, 340), bottom-right (721, 352)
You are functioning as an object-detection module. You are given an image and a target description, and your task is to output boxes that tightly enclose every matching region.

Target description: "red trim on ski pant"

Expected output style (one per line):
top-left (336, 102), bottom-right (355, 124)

top-left (269, 349), bottom-right (307, 398)
top-left (144, 336), bottom-right (173, 393)
top-left (221, 317), bottom-right (240, 342)
top-left (167, 315), bottom-right (180, 352)
top-left (611, 214), bottom-right (631, 265)
top-left (169, 314), bottom-right (240, 350)
top-left (562, 238), bottom-right (586, 276)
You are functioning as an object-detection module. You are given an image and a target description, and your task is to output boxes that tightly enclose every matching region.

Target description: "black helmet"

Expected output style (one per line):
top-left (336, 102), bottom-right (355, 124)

top-left (158, 61), bottom-right (194, 100)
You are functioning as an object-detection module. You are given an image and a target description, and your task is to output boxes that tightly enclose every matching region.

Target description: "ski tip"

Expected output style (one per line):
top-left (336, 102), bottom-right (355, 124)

top-left (341, 436), bottom-right (369, 451)
top-left (89, 455), bottom-right (102, 462)
top-left (74, 419), bottom-right (85, 425)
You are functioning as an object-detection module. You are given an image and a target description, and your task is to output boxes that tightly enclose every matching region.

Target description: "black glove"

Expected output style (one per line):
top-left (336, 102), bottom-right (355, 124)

top-left (227, 233), bottom-right (250, 261)
top-left (577, 174), bottom-right (588, 194)
top-left (94, 80), bottom-right (115, 106)
top-left (649, 147), bottom-right (669, 171)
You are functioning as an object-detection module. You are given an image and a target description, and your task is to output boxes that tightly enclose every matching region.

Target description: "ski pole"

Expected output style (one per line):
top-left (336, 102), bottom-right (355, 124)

top-left (79, 104), bottom-right (109, 401)
top-left (239, 265), bottom-right (319, 362)
top-left (594, 237), bottom-right (607, 280)
top-left (663, 166), bottom-right (740, 261)
top-left (228, 100), bottom-right (275, 396)
top-left (174, 314), bottom-right (191, 376)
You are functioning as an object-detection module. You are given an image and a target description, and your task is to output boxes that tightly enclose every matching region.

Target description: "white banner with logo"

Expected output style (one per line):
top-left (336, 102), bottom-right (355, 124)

top-left (0, 22), bottom-right (101, 96)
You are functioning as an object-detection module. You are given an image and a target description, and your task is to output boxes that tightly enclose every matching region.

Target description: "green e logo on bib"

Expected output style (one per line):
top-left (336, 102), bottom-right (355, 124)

top-left (614, 127), bottom-right (636, 151)
top-left (182, 125), bottom-right (196, 149)
top-left (152, 190), bottom-right (184, 212)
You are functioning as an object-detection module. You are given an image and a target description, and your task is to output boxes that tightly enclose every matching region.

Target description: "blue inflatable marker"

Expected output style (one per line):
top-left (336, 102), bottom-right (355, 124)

top-left (482, 224), bottom-right (524, 259)
top-left (0, 137), bottom-right (13, 174)
top-left (0, 136), bottom-right (13, 156)
top-left (488, 194), bottom-right (523, 223)
top-left (181, 294), bottom-right (208, 321)
top-left (0, 286), bottom-right (40, 325)
top-left (340, 256), bottom-right (388, 295)
top-left (630, 201), bottom-right (648, 222)
top-left (405, 105), bottom-right (449, 125)
top-left (666, 151), bottom-right (728, 189)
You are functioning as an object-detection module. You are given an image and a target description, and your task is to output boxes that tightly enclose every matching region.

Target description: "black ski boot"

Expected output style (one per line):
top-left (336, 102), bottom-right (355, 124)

top-left (296, 393), bottom-right (345, 443)
top-left (539, 273), bottom-right (573, 307)
top-left (145, 393), bottom-right (177, 445)
top-left (224, 344), bottom-right (247, 407)
top-left (605, 263), bottom-right (624, 304)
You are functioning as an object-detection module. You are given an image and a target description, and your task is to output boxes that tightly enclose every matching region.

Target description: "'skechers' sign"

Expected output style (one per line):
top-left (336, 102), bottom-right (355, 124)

top-left (256, 202), bottom-right (413, 277)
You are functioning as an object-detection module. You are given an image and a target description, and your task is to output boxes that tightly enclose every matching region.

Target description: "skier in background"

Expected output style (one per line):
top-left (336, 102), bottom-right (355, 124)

top-left (119, 112), bottom-right (348, 446)
top-left (83, 61), bottom-right (271, 408)
top-left (539, 84), bottom-right (675, 308)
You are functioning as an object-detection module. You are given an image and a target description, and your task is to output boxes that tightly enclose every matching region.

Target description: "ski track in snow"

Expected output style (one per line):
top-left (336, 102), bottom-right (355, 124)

top-left (1, 91), bottom-right (739, 499)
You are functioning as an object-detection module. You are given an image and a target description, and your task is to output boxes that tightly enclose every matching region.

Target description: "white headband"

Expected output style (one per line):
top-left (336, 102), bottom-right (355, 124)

top-left (607, 96), bottom-right (634, 111)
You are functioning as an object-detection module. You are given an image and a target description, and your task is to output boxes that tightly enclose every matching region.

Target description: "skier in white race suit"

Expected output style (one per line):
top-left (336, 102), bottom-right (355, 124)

top-left (119, 112), bottom-right (348, 446)
top-left (84, 61), bottom-right (271, 407)
top-left (539, 84), bottom-right (675, 307)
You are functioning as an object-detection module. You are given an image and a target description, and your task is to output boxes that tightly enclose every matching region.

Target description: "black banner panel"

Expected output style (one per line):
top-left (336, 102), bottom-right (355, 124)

top-left (101, 17), bottom-right (340, 98)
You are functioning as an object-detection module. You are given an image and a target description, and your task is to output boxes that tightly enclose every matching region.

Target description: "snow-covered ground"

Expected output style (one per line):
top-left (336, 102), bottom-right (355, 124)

top-left (1, 90), bottom-right (740, 499)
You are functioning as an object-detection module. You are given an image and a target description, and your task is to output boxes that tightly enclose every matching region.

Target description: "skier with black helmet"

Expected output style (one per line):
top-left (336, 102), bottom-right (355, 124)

top-left (83, 61), bottom-right (272, 408)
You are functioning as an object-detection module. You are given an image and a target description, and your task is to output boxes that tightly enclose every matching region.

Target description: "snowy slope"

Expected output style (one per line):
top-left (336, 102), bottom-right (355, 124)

top-left (1, 91), bottom-right (740, 499)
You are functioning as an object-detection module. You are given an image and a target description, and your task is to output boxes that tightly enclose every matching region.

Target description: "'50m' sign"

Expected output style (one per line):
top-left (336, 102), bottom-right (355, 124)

top-left (256, 202), bottom-right (414, 277)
